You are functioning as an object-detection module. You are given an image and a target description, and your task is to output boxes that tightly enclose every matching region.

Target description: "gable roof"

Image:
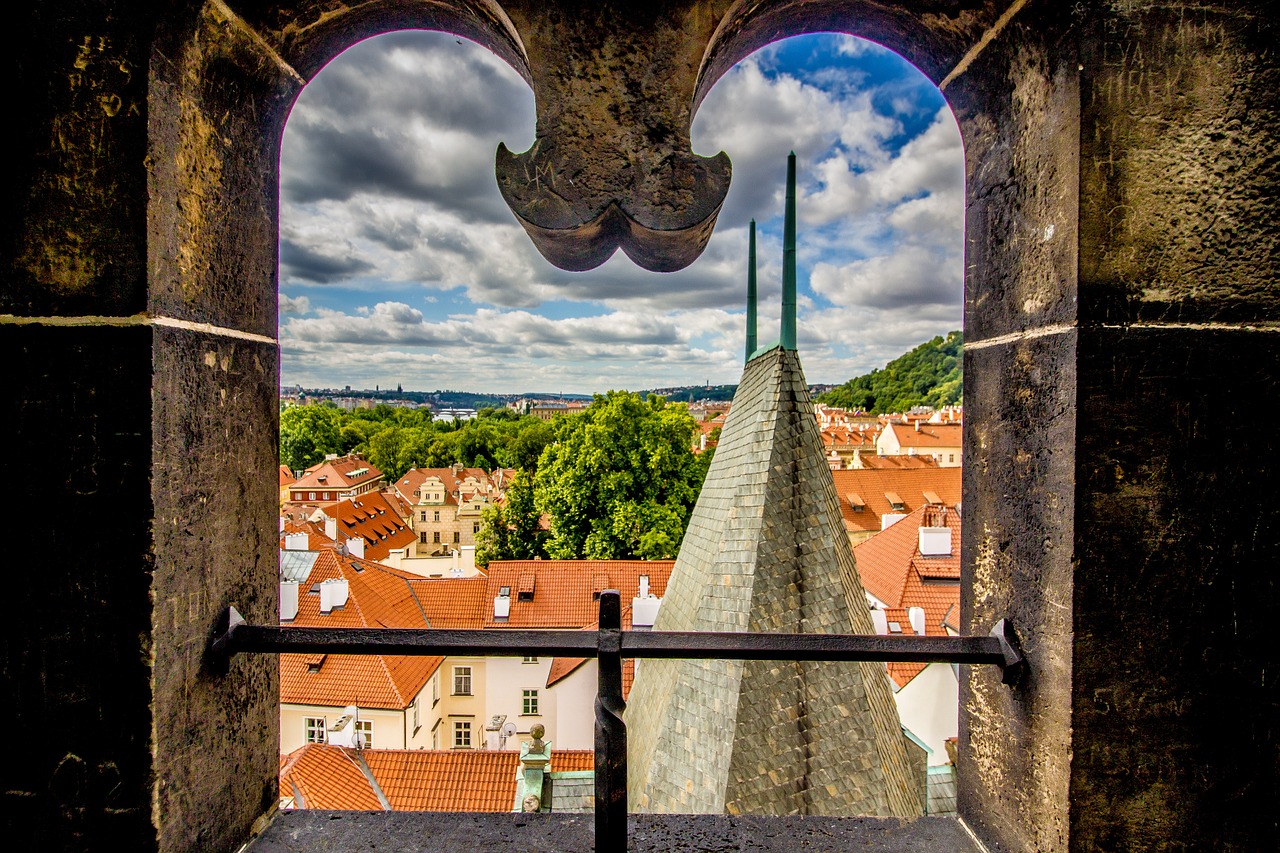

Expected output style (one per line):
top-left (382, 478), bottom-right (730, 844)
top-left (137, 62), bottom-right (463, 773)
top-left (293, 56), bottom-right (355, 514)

top-left (394, 466), bottom-right (502, 507)
top-left (830, 467), bottom-right (961, 535)
top-left (279, 743), bottom-right (384, 810)
top-left (882, 422), bottom-right (963, 449)
top-left (279, 745), bottom-right (594, 812)
top-left (325, 491), bottom-right (417, 561)
top-left (291, 455), bottom-right (384, 493)
top-left (853, 503), bottom-right (961, 688)
top-left (280, 549), bottom-right (448, 708)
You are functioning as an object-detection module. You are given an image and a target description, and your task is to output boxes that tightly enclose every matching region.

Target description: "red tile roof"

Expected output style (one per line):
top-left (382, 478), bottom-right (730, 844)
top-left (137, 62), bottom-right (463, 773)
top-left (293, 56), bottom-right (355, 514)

top-left (482, 561), bottom-right (673, 629)
top-left (279, 743), bottom-right (383, 810)
top-left (853, 504), bottom-right (961, 688)
top-left (281, 550), bottom-right (449, 708)
top-left (830, 467), bottom-right (961, 536)
top-left (325, 491), bottom-right (417, 561)
top-left (280, 745), bottom-right (594, 812)
top-left (291, 455), bottom-right (384, 494)
top-left (394, 466), bottom-right (503, 508)
top-left (882, 422), bottom-right (963, 449)
top-left (404, 577), bottom-right (489, 629)
top-left (855, 455), bottom-right (942, 470)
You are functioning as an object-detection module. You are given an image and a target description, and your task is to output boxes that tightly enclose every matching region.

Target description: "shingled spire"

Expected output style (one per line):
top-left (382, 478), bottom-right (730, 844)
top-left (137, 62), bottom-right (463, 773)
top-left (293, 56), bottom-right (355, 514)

top-left (627, 155), bottom-right (920, 818)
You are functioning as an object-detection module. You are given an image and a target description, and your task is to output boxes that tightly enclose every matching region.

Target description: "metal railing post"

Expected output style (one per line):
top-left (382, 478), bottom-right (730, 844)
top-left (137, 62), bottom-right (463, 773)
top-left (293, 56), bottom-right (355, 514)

top-left (594, 590), bottom-right (627, 851)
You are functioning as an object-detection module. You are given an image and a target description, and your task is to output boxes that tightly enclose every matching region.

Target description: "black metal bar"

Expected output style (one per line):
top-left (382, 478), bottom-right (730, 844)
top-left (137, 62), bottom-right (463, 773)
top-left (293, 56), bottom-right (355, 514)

top-left (212, 611), bottom-right (1015, 668)
top-left (594, 591), bottom-right (627, 851)
top-left (622, 630), bottom-right (1008, 664)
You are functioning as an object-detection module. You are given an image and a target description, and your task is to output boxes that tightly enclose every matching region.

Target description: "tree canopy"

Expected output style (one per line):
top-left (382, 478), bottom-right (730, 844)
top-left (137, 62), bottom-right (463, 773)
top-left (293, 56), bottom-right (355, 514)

top-left (817, 331), bottom-right (962, 414)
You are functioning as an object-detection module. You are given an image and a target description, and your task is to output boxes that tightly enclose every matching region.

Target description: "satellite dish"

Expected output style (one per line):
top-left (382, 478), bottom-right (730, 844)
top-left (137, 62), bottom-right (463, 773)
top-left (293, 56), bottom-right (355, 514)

top-left (501, 722), bottom-right (517, 738)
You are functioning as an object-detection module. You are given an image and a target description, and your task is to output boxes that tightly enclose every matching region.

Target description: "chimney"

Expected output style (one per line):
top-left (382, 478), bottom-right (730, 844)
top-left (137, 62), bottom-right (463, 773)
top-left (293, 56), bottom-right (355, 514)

top-left (918, 525), bottom-right (951, 556)
top-left (494, 593), bottom-right (511, 619)
top-left (284, 532), bottom-right (308, 551)
top-left (278, 516), bottom-right (285, 533)
top-left (870, 608), bottom-right (889, 635)
top-left (280, 580), bottom-right (299, 622)
top-left (319, 578), bottom-right (349, 613)
top-left (631, 595), bottom-right (661, 627)
top-left (346, 537), bottom-right (365, 559)
top-left (915, 419), bottom-right (921, 432)
top-left (324, 516), bottom-right (338, 541)
top-left (908, 606), bottom-right (926, 636)
top-left (638, 574), bottom-right (650, 599)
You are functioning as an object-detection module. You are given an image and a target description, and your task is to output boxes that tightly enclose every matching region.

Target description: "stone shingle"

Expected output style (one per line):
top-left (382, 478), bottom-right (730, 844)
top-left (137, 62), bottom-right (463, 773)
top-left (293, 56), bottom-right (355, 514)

top-left (627, 348), bottom-right (920, 817)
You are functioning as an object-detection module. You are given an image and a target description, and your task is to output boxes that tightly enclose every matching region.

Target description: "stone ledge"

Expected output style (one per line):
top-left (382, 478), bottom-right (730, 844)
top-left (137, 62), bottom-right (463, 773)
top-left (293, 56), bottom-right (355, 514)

top-left (245, 811), bottom-right (982, 852)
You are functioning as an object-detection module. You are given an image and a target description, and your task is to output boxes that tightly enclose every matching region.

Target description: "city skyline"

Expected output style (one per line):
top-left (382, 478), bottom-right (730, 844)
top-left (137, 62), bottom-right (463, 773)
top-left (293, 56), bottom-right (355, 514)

top-left (279, 32), bottom-right (964, 394)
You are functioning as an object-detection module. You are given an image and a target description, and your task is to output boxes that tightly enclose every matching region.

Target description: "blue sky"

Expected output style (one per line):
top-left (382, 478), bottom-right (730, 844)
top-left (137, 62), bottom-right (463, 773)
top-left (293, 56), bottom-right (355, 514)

top-left (278, 32), bottom-right (963, 394)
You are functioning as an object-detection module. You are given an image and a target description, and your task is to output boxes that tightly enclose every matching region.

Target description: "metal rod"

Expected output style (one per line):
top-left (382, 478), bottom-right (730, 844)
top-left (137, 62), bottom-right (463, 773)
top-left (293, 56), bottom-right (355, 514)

top-left (594, 591), bottom-right (627, 850)
top-left (746, 218), bottom-right (757, 362)
top-left (211, 609), bottom-right (1022, 676)
top-left (781, 151), bottom-right (797, 351)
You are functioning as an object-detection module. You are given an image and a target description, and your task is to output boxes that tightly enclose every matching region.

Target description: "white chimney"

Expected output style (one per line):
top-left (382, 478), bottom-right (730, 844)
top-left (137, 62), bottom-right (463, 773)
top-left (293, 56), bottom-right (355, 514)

top-left (319, 578), bottom-right (349, 613)
top-left (881, 513), bottom-right (907, 530)
top-left (638, 574), bottom-right (650, 599)
top-left (494, 595), bottom-right (511, 619)
top-left (324, 516), bottom-right (338, 541)
top-left (346, 537), bottom-right (365, 559)
top-left (870, 609), bottom-right (889, 635)
top-left (908, 606), bottom-right (926, 636)
top-left (279, 517), bottom-right (286, 533)
top-left (631, 596), bottom-right (661, 627)
top-left (284, 532), bottom-right (308, 551)
top-left (918, 526), bottom-right (951, 556)
top-left (280, 581), bottom-right (300, 622)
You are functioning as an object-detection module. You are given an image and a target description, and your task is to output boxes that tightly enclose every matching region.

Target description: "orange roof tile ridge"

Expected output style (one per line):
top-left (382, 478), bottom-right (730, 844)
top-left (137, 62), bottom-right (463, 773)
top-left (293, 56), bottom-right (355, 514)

top-left (375, 654), bottom-right (406, 707)
top-left (350, 749), bottom-right (392, 810)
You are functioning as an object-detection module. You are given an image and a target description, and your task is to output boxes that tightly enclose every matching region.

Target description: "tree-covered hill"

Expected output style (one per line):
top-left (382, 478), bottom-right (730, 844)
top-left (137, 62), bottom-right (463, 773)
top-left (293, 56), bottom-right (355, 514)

top-left (817, 331), bottom-right (962, 414)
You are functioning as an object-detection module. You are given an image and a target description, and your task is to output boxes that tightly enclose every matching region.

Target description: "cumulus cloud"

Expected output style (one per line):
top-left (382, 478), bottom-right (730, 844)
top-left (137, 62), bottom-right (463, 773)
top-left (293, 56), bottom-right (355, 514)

top-left (277, 32), bottom-right (964, 392)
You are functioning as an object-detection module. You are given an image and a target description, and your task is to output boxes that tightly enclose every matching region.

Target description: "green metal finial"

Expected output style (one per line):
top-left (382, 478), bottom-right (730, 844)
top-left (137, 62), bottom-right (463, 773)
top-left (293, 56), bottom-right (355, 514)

top-left (781, 152), bottom-right (797, 351)
top-left (746, 219), bottom-right (757, 362)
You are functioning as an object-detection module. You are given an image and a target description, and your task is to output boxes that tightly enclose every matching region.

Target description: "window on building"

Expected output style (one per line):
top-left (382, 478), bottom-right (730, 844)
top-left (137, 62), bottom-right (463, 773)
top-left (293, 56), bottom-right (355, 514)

top-left (473, 521), bottom-right (481, 534)
top-left (431, 718), bottom-right (440, 749)
top-left (432, 672), bottom-right (439, 706)
top-left (303, 716), bottom-right (326, 744)
top-left (452, 531), bottom-right (460, 543)
top-left (420, 511), bottom-right (426, 522)
top-left (433, 531), bottom-right (441, 543)
top-left (453, 720), bottom-right (472, 748)
top-left (355, 719), bottom-right (372, 748)
top-left (433, 511), bottom-right (440, 522)
top-left (949, 454), bottom-right (956, 462)
top-left (413, 697), bottom-right (420, 733)
top-left (453, 665), bottom-right (472, 695)
top-left (419, 532), bottom-right (427, 544)
top-left (522, 656), bottom-right (538, 664)
top-left (522, 689), bottom-right (539, 715)
top-left (308, 492), bottom-right (316, 500)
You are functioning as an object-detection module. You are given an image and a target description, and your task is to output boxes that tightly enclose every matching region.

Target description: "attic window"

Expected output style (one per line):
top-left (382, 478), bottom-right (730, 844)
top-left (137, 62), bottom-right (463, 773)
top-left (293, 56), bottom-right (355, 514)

top-left (498, 586), bottom-right (511, 597)
top-left (304, 654), bottom-right (327, 673)
top-left (887, 621), bottom-right (903, 633)
top-left (847, 492), bottom-right (866, 512)
top-left (922, 490), bottom-right (942, 505)
top-left (518, 591), bottom-right (534, 602)
top-left (884, 491), bottom-right (906, 511)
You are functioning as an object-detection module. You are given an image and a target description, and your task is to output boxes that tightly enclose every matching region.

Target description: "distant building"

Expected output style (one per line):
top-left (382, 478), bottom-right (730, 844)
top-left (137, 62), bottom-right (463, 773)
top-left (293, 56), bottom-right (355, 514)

top-left (394, 465), bottom-right (512, 556)
top-left (876, 421), bottom-right (962, 467)
top-left (287, 454), bottom-right (384, 503)
top-left (830, 466), bottom-right (962, 544)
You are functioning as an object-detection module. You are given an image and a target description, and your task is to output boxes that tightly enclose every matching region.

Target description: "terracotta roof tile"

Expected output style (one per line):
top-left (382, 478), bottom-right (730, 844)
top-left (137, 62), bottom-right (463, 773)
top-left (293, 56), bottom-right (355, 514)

top-left (322, 492), bottom-right (417, 561)
top-left (281, 745), bottom-right (594, 812)
top-left (831, 467), bottom-right (961, 536)
top-left (279, 744), bottom-right (382, 810)
top-left (483, 560), bottom-right (673, 629)
top-left (852, 504), bottom-right (961, 689)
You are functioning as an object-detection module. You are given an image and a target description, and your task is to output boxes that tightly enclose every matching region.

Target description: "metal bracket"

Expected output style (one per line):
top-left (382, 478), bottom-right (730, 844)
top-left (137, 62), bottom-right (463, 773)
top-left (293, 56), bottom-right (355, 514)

top-left (206, 605), bottom-right (246, 676)
top-left (990, 618), bottom-right (1027, 686)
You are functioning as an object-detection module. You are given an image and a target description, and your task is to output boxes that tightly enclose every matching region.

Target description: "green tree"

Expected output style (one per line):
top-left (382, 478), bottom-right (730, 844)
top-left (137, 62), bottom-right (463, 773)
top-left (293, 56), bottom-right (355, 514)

top-left (533, 392), bottom-right (706, 560)
top-left (475, 472), bottom-right (547, 567)
top-left (818, 331), bottom-right (963, 414)
top-left (279, 405), bottom-right (342, 471)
